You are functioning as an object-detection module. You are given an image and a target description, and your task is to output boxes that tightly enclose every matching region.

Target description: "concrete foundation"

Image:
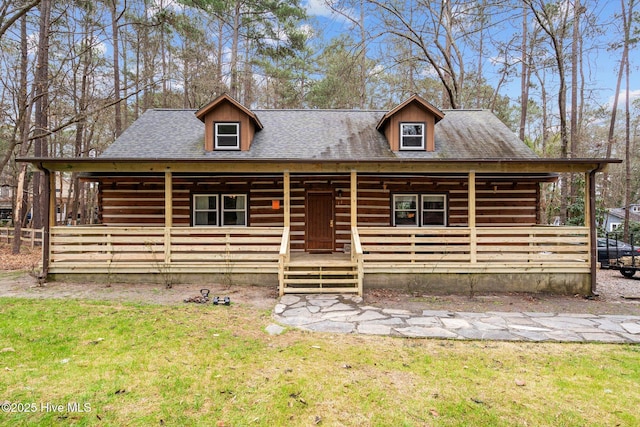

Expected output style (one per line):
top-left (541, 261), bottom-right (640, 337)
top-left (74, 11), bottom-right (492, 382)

top-left (362, 273), bottom-right (592, 296)
top-left (48, 271), bottom-right (592, 296)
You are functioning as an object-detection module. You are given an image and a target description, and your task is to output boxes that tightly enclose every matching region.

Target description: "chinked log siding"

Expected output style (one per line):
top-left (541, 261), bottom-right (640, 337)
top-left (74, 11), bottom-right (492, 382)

top-left (97, 175), bottom-right (540, 251)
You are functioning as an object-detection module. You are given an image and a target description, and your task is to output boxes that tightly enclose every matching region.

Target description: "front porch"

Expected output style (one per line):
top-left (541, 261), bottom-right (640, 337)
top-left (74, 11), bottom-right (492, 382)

top-left (26, 157), bottom-right (616, 296)
top-left (47, 224), bottom-right (591, 295)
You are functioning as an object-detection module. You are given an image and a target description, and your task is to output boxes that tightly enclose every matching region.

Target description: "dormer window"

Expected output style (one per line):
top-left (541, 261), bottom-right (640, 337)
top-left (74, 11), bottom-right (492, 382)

top-left (215, 122), bottom-right (240, 150)
top-left (400, 123), bottom-right (425, 150)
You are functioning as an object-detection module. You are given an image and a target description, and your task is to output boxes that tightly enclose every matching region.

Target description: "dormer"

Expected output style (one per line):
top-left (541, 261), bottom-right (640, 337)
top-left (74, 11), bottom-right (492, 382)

top-left (376, 95), bottom-right (445, 152)
top-left (195, 93), bottom-right (263, 152)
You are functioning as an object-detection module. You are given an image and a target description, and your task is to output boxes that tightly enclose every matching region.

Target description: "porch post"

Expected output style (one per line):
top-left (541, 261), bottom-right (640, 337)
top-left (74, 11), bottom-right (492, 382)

top-left (41, 168), bottom-right (55, 276)
top-left (165, 171), bottom-right (173, 227)
top-left (468, 171), bottom-right (477, 263)
top-left (164, 171), bottom-right (172, 264)
top-left (49, 170), bottom-right (56, 228)
top-left (350, 170), bottom-right (357, 228)
top-left (586, 170), bottom-right (597, 295)
top-left (284, 170), bottom-right (290, 228)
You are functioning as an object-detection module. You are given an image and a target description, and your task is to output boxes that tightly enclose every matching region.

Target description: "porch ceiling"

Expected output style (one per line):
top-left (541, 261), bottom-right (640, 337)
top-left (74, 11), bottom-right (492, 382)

top-left (21, 157), bottom-right (620, 175)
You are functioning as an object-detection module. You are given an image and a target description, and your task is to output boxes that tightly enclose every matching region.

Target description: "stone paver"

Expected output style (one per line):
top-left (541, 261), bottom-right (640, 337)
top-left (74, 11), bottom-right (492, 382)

top-left (272, 294), bottom-right (640, 343)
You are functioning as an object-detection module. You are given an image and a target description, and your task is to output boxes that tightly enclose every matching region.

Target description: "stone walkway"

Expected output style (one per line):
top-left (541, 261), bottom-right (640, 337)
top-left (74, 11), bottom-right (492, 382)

top-left (272, 294), bottom-right (640, 343)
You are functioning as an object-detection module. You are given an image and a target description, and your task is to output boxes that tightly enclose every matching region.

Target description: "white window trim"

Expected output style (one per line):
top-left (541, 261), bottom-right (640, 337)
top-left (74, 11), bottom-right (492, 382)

top-left (221, 194), bottom-right (247, 227)
top-left (392, 194), bottom-right (419, 226)
top-left (214, 122), bottom-right (240, 150)
top-left (421, 194), bottom-right (447, 227)
top-left (392, 193), bottom-right (448, 227)
top-left (193, 194), bottom-right (219, 226)
top-left (400, 122), bottom-right (425, 150)
top-left (193, 193), bottom-right (248, 227)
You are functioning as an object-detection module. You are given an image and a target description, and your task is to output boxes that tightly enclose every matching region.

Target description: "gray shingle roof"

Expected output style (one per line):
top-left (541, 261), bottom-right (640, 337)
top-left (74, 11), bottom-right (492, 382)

top-left (100, 108), bottom-right (537, 160)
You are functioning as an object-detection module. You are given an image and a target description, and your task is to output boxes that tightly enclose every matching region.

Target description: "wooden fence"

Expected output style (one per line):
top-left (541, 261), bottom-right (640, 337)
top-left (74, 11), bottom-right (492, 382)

top-left (0, 227), bottom-right (44, 248)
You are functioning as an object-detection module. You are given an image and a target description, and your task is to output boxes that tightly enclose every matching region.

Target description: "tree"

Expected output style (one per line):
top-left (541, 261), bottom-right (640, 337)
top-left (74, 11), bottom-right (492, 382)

top-left (0, 0), bottom-right (40, 40)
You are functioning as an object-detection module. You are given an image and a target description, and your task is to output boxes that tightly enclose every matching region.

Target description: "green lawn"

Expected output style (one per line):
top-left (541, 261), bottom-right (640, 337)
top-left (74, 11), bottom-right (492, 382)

top-left (1, 297), bottom-right (638, 426)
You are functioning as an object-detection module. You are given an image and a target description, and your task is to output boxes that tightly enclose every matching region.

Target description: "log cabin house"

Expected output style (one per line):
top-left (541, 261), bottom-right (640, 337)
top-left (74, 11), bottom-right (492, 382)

top-left (23, 94), bottom-right (618, 296)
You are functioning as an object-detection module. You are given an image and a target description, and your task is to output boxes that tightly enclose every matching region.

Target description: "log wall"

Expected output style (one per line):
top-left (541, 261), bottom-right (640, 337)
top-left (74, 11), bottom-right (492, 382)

top-left (97, 175), bottom-right (540, 251)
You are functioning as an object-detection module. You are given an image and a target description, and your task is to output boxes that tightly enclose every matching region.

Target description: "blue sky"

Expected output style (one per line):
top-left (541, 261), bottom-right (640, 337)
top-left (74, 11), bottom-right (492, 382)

top-left (302, 0), bottom-right (638, 109)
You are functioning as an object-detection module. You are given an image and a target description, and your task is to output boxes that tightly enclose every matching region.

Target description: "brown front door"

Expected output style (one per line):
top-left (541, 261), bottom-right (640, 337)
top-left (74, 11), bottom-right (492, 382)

top-left (306, 191), bottom-right (334, 252)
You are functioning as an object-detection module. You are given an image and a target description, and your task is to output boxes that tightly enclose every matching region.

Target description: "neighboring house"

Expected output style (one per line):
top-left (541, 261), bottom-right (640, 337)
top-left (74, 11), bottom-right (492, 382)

top-left (21, 94), bottom-right (618, 296)
top-left (0, 183), bottom-right (12, 222)
top-left (603, 204), bottom-right (640, 233)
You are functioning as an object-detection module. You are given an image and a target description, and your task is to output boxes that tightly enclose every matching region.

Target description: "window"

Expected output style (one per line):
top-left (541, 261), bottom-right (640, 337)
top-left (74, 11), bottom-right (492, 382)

top-left (400, 123), bottom-right (424, 150)
top-left (193, 193), bottom-right (247, 226)
top-left (422, 195), bottom-right (447, 226)
top-left (222, 194), bottom-right (247, 226)
top-left (393, 194), bottom-right (447, 227)
top-left (215, 123), bottom-right (240, 150)
top-left (393, 195), bottom-right (418, 226)
top-left (193, 194), bottom-right (218, 226)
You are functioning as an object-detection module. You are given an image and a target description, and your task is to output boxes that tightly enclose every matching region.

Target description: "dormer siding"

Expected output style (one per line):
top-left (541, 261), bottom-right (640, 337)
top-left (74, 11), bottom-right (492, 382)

top-left (382, 103), bottom-right (437, 152)
top-left (202, 101), bottom-right (255, 151)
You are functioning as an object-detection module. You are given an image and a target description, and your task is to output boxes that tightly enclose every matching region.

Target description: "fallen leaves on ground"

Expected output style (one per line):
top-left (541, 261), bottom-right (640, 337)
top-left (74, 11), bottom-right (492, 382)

top-left (0, 243), bottom-right (41, 271)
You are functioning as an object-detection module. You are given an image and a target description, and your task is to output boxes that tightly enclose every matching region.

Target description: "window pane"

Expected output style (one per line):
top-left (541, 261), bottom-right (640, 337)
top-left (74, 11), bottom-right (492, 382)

top-left (195, 196), bottom-right (207, 210)
top-left (423, 211), bottom-right (444, 226)
top-left (217, 124), bottom-right (238, 135)
top-left (217, 136), bottom-right (238, 146)
top-left (223, 195), bottom-right (245, 209)
top-left (395, 210), bottom-right (418, 226)
top-left (402, 136), bottom-right (423, 147)
top-left (395, 195), bottom-right (417, 210)
top-left (195, 211), bottom-right (217, 226)
top-left (423, 196), bottom-right (444, 210)
top-left (223, 211), bottom-right (246, 226)
top-left (402, 124), bottom-right (423, 136)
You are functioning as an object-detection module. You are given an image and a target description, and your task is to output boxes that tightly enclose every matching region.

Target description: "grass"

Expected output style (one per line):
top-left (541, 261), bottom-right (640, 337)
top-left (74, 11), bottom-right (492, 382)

top-left (1, 298), bottom-right (639, 426)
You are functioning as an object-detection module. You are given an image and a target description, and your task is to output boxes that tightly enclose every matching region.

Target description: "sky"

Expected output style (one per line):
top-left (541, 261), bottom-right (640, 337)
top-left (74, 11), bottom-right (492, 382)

top-left (301, 0), bottom-right (639, 110)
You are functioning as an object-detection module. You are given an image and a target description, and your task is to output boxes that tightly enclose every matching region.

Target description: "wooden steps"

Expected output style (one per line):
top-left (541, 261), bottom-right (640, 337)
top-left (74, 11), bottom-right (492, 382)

top-left (281, 258), bottom-right (360, 294)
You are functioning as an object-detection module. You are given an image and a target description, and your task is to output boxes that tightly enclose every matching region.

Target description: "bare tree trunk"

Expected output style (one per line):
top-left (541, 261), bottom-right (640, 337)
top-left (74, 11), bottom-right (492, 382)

top-left (359, 0), bottom-right (366, 108)
top-left (601, 13), bottom-right (628, 205)
top-left (110, 0), bottom-right (123, 137)
top-left (622, 0), bottom-right (634, 242)
top-left (230, 1), bottom-right (241, 99)
top-left (519, 6), bottom-right (529, 142)
top-left (527, 0), bottom-right (570, 223)
top-left (32, 0), bottom-right (52, 230)
top-left (568, 0), bottom-right (582, 222)
top-left (12, 14), bottom-right (32, 254)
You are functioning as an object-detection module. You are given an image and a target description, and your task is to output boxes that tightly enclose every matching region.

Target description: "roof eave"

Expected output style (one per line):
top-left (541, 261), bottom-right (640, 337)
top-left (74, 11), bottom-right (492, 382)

top-left (19, 157), bottom-right (622, 175)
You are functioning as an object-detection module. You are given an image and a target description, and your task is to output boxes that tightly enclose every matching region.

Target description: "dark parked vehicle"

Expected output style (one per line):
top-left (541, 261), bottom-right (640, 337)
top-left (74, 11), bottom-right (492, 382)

top-left (599, 234), bottom-right (640, 278)
top-left (597, 237), bottom-right (639, 262)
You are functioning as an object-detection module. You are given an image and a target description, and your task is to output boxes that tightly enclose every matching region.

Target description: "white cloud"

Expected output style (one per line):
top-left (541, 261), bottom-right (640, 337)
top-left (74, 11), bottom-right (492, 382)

top-left (305, 0), bottom-right (354, 22)
top-left (305, 0), bottom-right (335, 18)
top-left (608, 89), bottom-right (640, 108)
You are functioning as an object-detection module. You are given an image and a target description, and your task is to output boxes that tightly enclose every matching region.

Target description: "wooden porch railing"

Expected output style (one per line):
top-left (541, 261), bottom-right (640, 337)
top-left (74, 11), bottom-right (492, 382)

top-left (358, 226), bottom-right (590, 273)
top-left (48, 225), bottom-right (591, 278)
top-left (278, 226), bottom-right (290, 295)
top-left (351, 226), bottom-right (364, 295)
top-left (49, 226), bottom-right (284, 274)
